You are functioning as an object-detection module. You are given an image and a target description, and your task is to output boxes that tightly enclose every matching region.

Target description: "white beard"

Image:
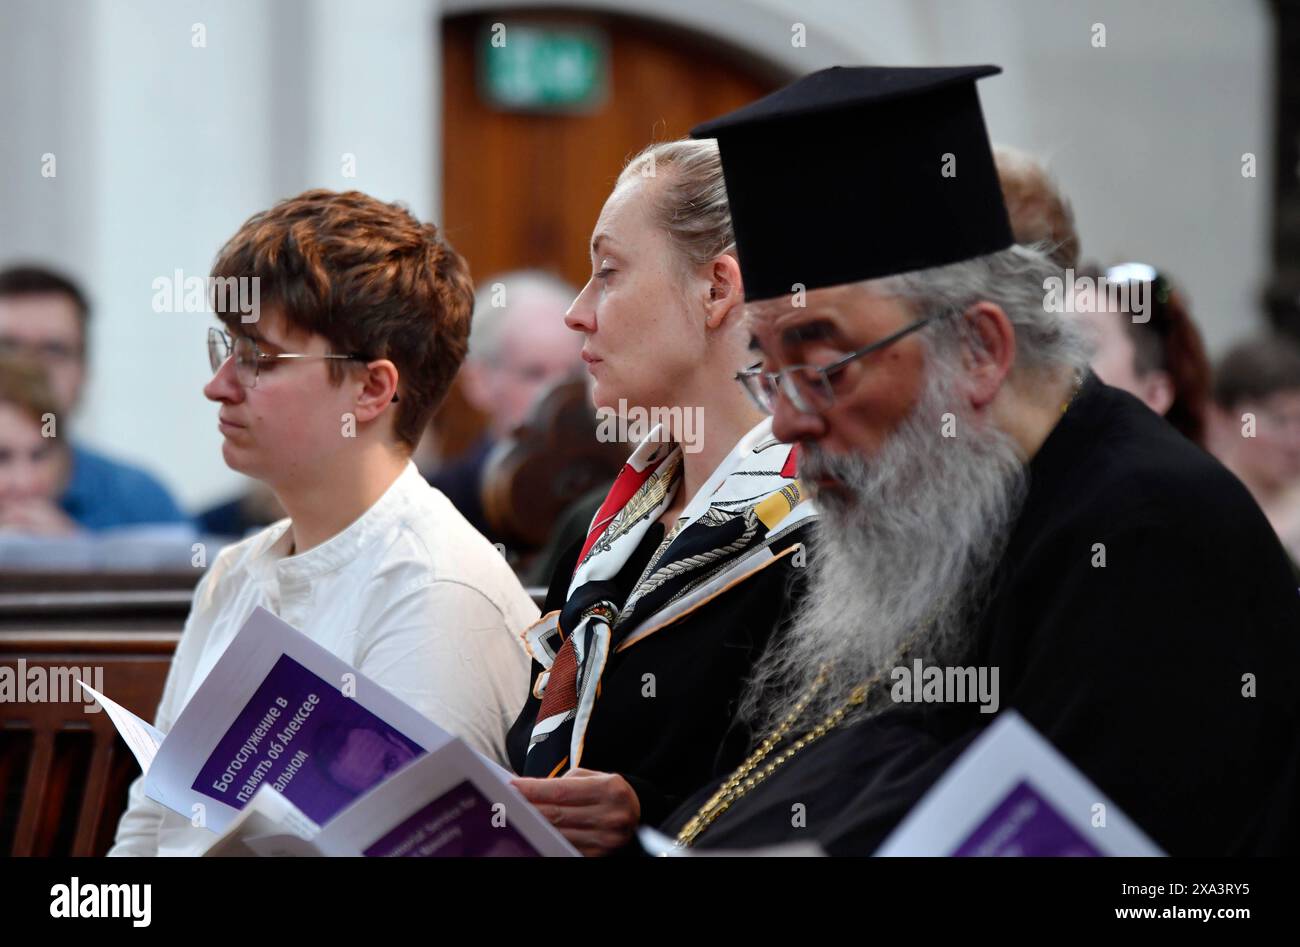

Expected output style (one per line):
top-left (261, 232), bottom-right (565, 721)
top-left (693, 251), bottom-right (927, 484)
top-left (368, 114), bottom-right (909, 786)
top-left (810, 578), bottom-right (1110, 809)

top-left (742, 355), bottom-right (1029, 734)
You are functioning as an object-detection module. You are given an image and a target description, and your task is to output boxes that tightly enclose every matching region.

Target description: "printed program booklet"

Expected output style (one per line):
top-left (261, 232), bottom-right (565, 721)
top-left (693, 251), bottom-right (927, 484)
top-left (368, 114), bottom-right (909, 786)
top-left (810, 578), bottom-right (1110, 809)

top-left (874, 711), bottom-right (1164, 856)
top-left (80, 606), bottom-right (576, 857)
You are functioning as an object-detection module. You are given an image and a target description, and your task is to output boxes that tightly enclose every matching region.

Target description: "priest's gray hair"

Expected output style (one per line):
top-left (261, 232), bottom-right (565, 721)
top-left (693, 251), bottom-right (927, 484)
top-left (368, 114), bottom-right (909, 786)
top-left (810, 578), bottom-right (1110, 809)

top-left (871, 243), bottom-right (1093, 380)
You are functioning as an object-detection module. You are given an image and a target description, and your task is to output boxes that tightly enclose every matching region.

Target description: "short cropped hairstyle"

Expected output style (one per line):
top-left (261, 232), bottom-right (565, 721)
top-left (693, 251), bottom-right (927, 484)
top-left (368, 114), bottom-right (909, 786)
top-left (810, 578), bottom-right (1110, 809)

top-left (0, 264), bottom-right (92, 350)
top-left (468, 269), bottom-right (576, 364)
top-left (994, 146), bottom-right (1080, 271)
top-left (210, 189), bottom-right (474, 450)
top-left (1213, 335), bottom-right (1300, 409)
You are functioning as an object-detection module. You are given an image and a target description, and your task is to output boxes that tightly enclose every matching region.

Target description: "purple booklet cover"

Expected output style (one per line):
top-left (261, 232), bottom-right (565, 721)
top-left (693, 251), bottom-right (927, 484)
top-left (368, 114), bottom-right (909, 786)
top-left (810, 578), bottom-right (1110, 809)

top-left (193, 654), bottom-right (426, 825)
top-left (953, 779), bottom-right (1102, 857)
top-left (364, 780), bottom-right (540, 857)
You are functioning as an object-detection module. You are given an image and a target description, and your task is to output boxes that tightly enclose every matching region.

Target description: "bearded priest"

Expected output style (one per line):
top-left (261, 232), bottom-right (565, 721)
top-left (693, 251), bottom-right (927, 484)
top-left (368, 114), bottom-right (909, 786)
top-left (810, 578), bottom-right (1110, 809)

top-left (662, 65), bottom-right (1300, 856)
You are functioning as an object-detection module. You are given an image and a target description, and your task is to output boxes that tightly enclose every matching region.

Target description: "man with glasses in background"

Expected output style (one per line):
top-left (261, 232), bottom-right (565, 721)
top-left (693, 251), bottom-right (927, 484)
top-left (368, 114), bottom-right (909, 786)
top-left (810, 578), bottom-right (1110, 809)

top-left (0, 265), bottom-right (188, 532)
top-left (110, 189), bottom-right (537, 856)
top-left (659, 64), bottom-right (1300, 856)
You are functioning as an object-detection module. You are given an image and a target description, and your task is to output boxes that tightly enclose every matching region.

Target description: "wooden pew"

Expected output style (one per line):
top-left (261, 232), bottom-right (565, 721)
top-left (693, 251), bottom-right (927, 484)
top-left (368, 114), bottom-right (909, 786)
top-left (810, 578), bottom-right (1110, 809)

top-left (0, 578), bottom-right (191, 856)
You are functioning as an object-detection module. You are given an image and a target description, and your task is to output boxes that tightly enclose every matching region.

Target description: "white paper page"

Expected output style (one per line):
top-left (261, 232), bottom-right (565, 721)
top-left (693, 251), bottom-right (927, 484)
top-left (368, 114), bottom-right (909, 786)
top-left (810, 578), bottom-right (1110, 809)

top-left (313, 739), bottom-right (578, 857)
top-left (474, 749), bottom-right (516, 782)
top-left (143, 606), bottom-right (457, 833)
top-left (205, 818), bottom-right (308, 858)
top-left (77, 680), bottom-right (165, 774)
top-left (202, 784), bottom-right (322, 857)
top-left (874, 711), bottom-right (1164, 857)
top-left (244, 833), bottom-right (327, 857)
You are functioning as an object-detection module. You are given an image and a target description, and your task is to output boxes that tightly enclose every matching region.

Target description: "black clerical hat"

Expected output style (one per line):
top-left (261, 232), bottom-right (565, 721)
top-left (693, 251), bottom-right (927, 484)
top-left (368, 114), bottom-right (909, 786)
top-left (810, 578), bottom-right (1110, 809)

top-left (691, 65), bottom-right (1013, 302)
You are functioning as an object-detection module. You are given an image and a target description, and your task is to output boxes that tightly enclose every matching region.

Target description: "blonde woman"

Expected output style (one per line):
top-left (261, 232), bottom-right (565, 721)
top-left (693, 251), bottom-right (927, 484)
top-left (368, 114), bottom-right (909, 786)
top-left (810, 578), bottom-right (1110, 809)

top-left (507, 140), bottom-right (816, 856)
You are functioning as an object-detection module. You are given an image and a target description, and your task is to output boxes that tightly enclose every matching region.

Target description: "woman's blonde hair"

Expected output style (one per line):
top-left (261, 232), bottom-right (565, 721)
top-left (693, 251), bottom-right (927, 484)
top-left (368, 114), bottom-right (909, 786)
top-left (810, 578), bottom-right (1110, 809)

top-left (617, 139), bottom-right (735, 272)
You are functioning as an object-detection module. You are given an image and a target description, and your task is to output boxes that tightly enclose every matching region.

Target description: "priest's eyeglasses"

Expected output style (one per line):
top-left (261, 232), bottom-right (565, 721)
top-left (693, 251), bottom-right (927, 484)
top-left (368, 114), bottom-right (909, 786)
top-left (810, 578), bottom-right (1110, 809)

top-left (208, 327), bottom-right (398, 401)
top-left (736, 315), bottom-right (937, 415)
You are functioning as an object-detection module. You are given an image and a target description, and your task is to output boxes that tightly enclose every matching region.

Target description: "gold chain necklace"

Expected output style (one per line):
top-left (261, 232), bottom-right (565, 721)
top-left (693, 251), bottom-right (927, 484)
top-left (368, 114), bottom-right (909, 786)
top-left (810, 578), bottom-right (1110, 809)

top-left (673, 671), bottom-right (864, 847)
top-left (1060, 369), bottom-right (1084, 416)
top-left (674, 609), bottom-right (937, 849)
top-left (673, 651), bottom-right (927, 848)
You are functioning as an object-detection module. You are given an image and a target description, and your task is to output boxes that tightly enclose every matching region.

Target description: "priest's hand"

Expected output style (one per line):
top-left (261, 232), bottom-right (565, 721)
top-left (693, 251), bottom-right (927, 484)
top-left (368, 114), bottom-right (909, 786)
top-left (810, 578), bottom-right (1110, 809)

top-left (511, 768), bottom-right (641, 857)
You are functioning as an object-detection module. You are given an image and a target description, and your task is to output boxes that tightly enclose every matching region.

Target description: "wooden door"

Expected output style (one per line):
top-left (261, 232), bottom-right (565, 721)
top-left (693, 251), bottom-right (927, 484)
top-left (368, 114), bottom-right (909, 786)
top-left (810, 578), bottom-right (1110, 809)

top-left (441, 10), bottom-right (785, 291)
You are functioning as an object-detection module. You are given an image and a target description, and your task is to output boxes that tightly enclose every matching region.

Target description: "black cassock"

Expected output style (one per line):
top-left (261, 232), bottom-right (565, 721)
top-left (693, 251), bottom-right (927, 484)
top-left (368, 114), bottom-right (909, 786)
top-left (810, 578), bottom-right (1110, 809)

top-left (663, 372), bottom-right (1300, 855)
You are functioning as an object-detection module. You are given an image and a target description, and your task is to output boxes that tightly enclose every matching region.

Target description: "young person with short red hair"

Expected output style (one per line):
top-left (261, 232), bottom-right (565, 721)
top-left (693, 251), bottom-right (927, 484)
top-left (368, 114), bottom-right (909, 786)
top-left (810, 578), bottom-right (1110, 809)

top-left (110, 190), bottom-right (537, 856)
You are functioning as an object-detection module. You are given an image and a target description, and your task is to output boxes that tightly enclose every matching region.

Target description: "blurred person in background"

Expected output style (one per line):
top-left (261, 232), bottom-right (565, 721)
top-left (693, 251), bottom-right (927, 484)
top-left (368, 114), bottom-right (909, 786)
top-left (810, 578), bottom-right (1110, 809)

top-left (1072, 263), bottom-right (1211, 447)
top-left (993, 149), bottom-right (1214, 449)
top-left (0, 355), bottom-right (74, 535)
top-left (1208, 336), bottom-right (1300, 561)
top-left (424, 270), bottom-right (582, 540)
top-left (994, 144), bottom-right (1080, 270)
top-left (0, 265), bottom-right (190, 530)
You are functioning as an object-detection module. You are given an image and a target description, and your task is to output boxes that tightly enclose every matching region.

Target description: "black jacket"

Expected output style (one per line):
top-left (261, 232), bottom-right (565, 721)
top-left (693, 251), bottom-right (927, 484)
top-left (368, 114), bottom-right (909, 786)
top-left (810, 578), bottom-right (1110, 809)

top-left (506, 520), bottom-right (814, 827)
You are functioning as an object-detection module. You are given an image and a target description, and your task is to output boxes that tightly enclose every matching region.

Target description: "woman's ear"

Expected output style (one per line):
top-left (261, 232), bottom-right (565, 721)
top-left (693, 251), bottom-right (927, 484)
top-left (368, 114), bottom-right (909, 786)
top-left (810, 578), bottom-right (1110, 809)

top-left (704, 253), bottom-right (743, 330)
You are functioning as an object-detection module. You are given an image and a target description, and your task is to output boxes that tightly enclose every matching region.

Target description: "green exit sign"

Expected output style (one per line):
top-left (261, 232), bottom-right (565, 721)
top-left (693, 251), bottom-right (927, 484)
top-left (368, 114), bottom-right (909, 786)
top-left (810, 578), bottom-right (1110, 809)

top-left (480, 23), bottom-right (607, 112)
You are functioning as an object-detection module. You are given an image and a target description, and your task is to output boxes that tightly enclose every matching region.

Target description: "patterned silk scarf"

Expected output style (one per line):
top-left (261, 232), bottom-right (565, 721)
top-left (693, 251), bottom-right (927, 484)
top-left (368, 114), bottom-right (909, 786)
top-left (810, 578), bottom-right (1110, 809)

top-left (520, 416), bottom-right (815, 777)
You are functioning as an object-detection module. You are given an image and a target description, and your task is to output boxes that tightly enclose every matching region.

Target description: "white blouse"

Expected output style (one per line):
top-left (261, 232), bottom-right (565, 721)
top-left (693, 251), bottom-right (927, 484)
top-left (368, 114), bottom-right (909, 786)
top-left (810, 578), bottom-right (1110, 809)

top-left (108, 461), bottom-right (537, 856)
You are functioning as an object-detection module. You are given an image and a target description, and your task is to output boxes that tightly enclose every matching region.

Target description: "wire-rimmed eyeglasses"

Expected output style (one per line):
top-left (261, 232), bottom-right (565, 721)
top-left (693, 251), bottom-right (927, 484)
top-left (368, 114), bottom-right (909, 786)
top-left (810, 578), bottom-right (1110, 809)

top-left (207, 327), bottom-right (398, 401)
top-left (735, 315), bottom-right (937, 415)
